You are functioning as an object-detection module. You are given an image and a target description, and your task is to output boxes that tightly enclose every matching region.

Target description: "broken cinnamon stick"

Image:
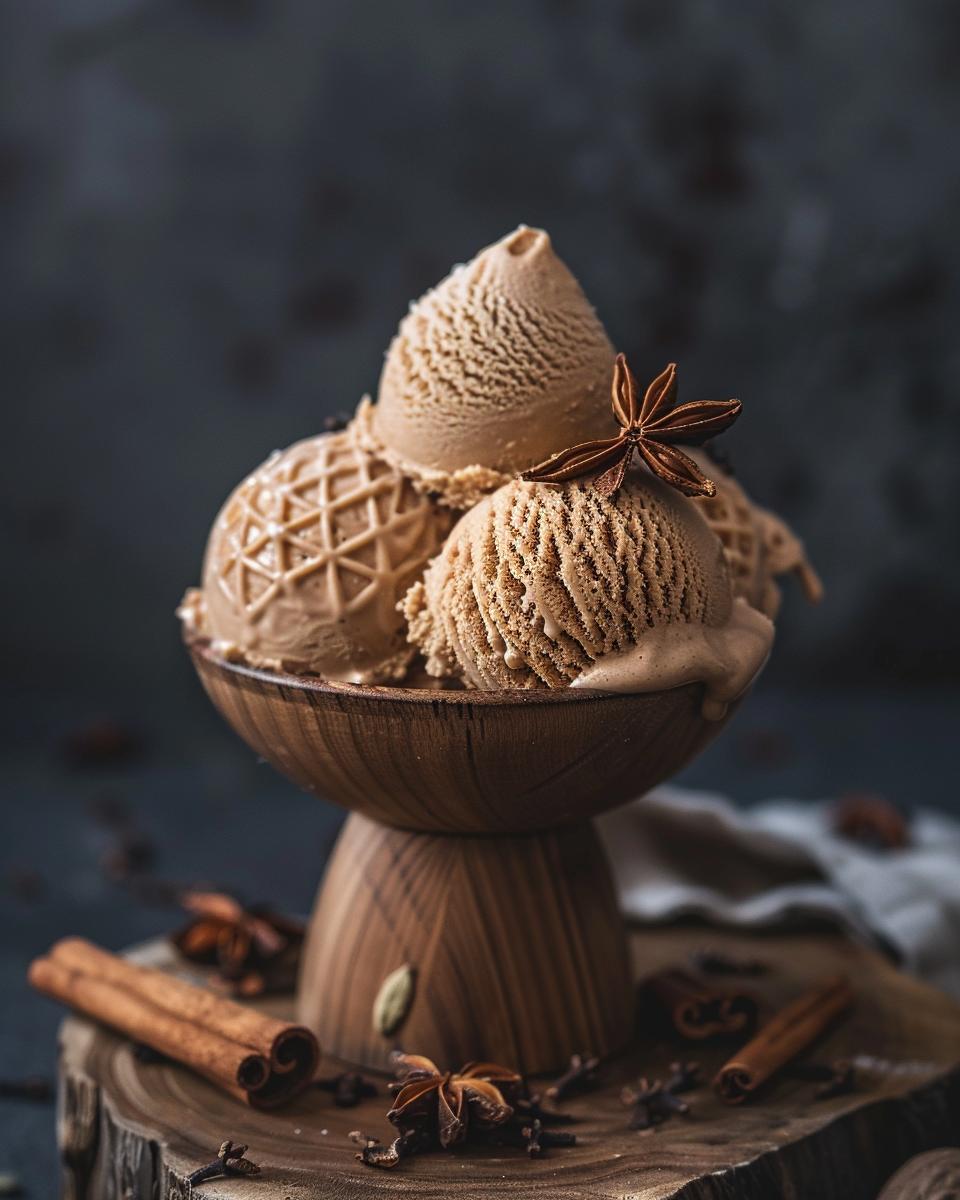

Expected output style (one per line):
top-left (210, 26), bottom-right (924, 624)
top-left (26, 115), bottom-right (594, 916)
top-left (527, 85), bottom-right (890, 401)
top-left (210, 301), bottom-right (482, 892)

top-left (28, 938), bottom-right (319, 1108)
top-left (715, 974), bottom-right (854, 1103)
top-left (644, 968), bottom-right (757, 1039)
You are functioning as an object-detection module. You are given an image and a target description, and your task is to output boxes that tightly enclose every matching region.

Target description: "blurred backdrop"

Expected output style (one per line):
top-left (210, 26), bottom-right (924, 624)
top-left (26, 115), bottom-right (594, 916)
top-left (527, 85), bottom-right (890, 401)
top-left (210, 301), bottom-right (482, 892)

top-left (1, 2), bottom-right (958, 1186)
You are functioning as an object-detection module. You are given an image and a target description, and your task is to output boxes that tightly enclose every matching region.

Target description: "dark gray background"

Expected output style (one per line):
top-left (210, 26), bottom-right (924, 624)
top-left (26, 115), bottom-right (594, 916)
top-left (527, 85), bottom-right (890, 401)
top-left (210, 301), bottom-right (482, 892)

top-left (1, 0), bottom-right (958, 1190)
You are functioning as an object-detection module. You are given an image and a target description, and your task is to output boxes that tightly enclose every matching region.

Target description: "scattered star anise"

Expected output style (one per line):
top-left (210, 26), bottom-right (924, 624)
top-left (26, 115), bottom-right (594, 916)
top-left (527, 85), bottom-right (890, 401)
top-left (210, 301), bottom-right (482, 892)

top-left (521, 355), bottom-right (741, 498)
top-left (386, 1054), bottom-right (518, 1150)
top-left (171, 891), bottom-right (305, 996)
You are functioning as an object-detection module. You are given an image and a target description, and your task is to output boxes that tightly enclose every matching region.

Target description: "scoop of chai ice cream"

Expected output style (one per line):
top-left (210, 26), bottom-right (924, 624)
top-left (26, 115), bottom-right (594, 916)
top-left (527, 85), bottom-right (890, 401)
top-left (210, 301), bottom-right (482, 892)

top-left (180, 429), bottom-right (452, 683)
top-left (685, 449), bottom-right (823, 619)
top-left (356, 226), bottom-right (614, 507)
top-left (402, 471), bottom-right (773, 717)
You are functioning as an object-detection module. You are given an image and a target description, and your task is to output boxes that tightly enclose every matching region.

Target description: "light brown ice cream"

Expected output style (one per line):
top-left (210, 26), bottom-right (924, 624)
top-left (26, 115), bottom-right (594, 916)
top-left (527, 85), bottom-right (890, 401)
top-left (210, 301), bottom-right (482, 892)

top-left (685, 449), bottom-right (823, 619)
top-left (403, 470), bottom-right (773, 717)
top-left (360, 226), bottom-right (614, 507)
top-left (180, 429), bottom-right (452, 683)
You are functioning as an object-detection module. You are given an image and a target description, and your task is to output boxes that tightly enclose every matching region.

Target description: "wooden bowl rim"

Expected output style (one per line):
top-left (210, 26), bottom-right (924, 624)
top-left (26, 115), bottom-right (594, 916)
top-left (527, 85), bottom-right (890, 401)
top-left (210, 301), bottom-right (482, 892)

top-left (188, 640), bottom-right (695, 709)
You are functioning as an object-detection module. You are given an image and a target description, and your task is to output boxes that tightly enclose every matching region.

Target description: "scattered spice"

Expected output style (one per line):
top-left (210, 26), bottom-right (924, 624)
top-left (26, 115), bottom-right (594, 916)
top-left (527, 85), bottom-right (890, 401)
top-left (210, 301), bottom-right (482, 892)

top-left (386, 1054), bottom-right (516, 1149)
top-left (171, 890), bottom-right (305, 996)
top-left (315, 1071), bottom-right (378, 1107)
top-left (514, 1118), bottom-right (577, 1158)
top-left (350, 1128), bottom-right (431, 1169)
top-left (622, 1062), bottom-right (701, 1131)
top-left (665, 1061), bottom-right (703, 1094)
top-left (644, 968), bottom-right (758, 1039)
top-left (546, 1053), bottom-right (600, 1102)
top-left (355, 1054), bottom-right (577, 1169)
top-left (186, 1140), bottom-right (260, 1186)
top-left (691, 949), bottom-right (769, 977)
top-left (372, 963), bottom-right (417, 1038)
top-left (521, 355), bottom-right (741, 498)
top-left (832, 793), bottom-right (909, 851)
top-left (62, 719), bottom-right (143, 768)
top-left (715, 975), bottom-right (854, 1103)
top-left (0, 1076), bottom-right (54, 1103)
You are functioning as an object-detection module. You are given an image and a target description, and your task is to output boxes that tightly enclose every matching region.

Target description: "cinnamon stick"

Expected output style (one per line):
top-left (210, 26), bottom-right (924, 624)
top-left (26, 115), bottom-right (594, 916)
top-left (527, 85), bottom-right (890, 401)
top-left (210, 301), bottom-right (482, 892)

top-left (28, 938), bottom-right (319, 1108)
top-left (644, 968), bottom-right (757, 1039)
top-left (715, 974), bottom-right (854, 1103)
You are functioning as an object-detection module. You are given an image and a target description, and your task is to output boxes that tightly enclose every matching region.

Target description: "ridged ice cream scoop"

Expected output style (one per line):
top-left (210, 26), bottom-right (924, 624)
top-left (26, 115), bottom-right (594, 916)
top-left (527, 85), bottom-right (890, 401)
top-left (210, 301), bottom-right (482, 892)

top-left (179, 429), bottom-right (452, 683)
top-left (356, 226), bottom-right (615, 507)
top-left (403, 471), bottom-right (773, 717)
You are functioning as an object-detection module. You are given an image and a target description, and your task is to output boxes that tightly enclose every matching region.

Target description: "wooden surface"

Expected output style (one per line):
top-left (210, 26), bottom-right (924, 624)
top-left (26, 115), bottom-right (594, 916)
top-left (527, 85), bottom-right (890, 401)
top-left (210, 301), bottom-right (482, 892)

top-left (298, 813), bottom-right (633, 1074)
top-left (59, 927), bottom-right (960, 1200)
top-left (190, 643), bottom-right (732, 833)
top-left (876, 1149), bottom-right (960, 1199)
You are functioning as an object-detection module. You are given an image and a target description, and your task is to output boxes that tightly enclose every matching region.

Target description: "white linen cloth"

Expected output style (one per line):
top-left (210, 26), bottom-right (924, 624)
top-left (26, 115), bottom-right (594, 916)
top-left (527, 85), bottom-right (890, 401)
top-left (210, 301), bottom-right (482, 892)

top-left (597, 785), bottom-right (960, 998)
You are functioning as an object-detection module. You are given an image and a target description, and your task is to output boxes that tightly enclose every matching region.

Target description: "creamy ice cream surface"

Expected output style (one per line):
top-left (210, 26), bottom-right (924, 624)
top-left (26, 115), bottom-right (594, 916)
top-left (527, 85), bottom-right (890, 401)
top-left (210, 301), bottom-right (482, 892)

top-left (180, 429), bottom-right (452, 683)
top-left (360, 226), bottom-right (614, 506)
top-left (403, 469), bottom-right (773, 716)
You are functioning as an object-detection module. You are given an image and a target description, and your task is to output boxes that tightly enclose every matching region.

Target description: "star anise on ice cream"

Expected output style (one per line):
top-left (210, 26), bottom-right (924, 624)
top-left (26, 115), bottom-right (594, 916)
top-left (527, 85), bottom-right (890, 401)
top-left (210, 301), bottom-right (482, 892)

top-left (386, 1054), bottom-right (518, 1149)
top-left (521, 354), bottom-right (742, 498)
top-left (171, 891), bottom-right (304, 996)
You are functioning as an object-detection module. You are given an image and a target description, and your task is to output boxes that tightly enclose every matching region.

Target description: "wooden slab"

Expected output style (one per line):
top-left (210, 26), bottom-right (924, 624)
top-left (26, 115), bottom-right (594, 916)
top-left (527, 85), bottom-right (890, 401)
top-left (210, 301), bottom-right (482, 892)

top-left (58, 928), bottom-right (960, 1200)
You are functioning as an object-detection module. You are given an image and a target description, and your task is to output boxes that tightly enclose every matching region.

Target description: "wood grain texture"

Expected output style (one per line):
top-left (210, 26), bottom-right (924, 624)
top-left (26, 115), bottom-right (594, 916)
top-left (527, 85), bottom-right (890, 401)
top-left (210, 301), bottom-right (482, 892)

top-left (876, 1149), bottom-right (960, 1199)
top-left (57, 930), bottom-right (960, 1200)
top-left (189, 643), bottom-right (731, 834)
top-left (297, 813), bottom-right (633, 1074)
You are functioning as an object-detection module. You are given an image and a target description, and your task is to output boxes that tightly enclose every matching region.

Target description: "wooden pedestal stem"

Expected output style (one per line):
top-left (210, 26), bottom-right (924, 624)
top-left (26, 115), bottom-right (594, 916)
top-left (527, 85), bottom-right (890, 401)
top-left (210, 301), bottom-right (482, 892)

top-left (297, 813), bottom-right (633, 1074)
top-left (189, 645), bottom-right (734, 1076)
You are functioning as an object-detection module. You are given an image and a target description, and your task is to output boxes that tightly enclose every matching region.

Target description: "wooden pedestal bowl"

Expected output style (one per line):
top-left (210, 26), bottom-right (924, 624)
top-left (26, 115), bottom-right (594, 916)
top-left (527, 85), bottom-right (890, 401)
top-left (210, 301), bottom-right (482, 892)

top-left (189, 641), bottom-right (735, 1075)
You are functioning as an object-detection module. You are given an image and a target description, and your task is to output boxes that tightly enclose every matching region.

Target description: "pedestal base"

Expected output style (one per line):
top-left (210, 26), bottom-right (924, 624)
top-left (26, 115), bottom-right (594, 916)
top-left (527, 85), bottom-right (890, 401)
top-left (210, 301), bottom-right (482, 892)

top-left (297, 813), bottom-right (633, 1074)
top-left (57, 929), bottom-right (960, 1199)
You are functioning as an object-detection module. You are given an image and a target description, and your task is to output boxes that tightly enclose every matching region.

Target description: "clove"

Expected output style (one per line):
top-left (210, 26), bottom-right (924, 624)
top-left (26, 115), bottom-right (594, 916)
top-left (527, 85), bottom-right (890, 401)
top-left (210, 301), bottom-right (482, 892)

top-left (622, 1062), bottom-right (701, 1131)
top-left (186, 1140), bottom-right (260, 1185)
top-left (520, 1118), bottom-right (577, 1158)
top-left (546, 1053), bottom-right (600, 1102)
top-left (350, 1127), bottom-right (430, 1168)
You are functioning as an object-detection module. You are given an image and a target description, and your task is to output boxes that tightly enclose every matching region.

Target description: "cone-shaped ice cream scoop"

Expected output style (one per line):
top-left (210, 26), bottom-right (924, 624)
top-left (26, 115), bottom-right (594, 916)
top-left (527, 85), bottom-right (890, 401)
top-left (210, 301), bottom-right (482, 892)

top-left (361, 226), bottom-right (614, 505)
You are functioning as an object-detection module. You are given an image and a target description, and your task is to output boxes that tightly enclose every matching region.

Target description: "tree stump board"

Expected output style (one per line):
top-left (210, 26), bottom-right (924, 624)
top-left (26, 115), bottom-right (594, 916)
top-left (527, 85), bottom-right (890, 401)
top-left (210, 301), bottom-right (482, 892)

top-left (57, 927), bottom-right (960, 1200)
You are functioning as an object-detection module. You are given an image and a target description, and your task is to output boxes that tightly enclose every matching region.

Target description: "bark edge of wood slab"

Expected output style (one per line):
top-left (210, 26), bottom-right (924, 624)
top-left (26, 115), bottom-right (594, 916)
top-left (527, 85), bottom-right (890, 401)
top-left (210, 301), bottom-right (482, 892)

top-left (189, 642), bottom-right (733, 1071)
top-left (56, 931), bottom-right (960, 1200)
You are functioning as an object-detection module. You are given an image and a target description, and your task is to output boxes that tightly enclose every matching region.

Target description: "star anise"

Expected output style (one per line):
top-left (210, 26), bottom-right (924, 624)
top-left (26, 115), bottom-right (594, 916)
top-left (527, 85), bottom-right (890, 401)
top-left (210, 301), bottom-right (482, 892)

top-left (521, 355), bottom-right (742, 498)
top-left (386, 1054), bottom-right (517, 1149)
top-left (171, 891), bottom-right (305, 996)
